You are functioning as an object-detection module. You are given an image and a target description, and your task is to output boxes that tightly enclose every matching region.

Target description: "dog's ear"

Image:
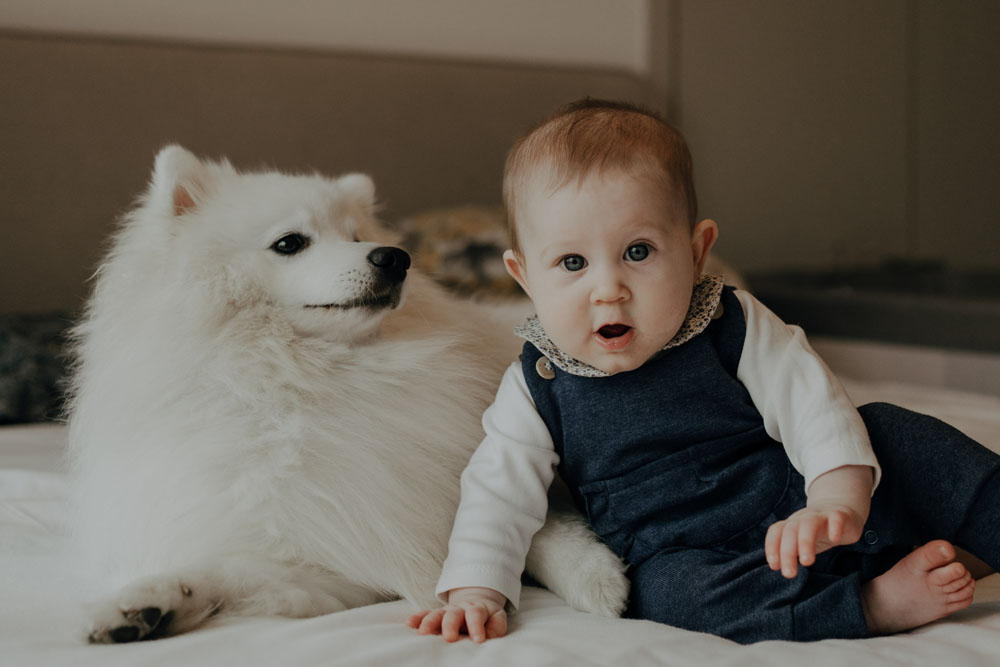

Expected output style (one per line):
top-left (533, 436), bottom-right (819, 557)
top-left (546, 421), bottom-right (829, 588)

top-left (149, 145), bottom-right (209, 217)
top-left (337, 173), bottom-right (376, 212)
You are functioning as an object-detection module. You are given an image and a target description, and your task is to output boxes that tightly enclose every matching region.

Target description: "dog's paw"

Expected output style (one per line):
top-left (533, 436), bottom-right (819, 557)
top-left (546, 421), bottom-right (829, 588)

top-left (87, 605), bottom-right (174, 644)
top-left (85, 576), bottom-right (219, 643)
top-left (561, 544), bottom-right (630, 618)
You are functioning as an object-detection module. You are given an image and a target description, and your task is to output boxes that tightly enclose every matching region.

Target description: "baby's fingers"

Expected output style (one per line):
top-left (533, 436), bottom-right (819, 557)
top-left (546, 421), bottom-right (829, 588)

top-left (416, 608), bottom-right (447, 635)
top-left (797, 517), bottom-right (821, 567)
top-left (407, 610), bottom-right (432, 629)
top-left (825, 510), bottom-right (846, 545)
top-left (441, 607), bottom-right (471, 642)
top-left (464, 605), bottom-right (490, 643)
top-left (765, 521), bottom-right (785, 571)
top-left (485, 609), bottom-right (508, 640)
top-left (779, 521), bottom-right (801, 578)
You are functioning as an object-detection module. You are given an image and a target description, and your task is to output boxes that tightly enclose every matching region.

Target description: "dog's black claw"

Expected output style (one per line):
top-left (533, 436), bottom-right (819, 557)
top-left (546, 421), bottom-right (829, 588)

top-left (110, 625), bottom-right (141, 643)
top-left (146, 611), bottom-right (175, 640)
top-left (140, 607), bottom-right (162, 627)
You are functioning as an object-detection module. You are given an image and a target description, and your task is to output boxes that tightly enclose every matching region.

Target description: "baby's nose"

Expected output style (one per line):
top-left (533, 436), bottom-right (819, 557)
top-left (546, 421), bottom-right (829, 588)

top-left (590, 272), bottom-right (630, 304)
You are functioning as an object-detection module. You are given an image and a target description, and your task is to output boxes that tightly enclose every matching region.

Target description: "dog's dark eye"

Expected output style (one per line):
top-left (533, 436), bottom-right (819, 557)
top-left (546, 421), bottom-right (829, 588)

top-left (271, 233), bottom-right (310, 255)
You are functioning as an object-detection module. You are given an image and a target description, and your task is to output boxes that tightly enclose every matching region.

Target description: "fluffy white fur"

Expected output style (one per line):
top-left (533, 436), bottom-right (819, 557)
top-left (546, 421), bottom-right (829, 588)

top-left (67, 147), bottom-right (628, 643)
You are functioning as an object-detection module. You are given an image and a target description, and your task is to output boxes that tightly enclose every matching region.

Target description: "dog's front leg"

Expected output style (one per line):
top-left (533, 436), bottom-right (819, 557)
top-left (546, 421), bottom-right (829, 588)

top-left (85, 569), bottom-right (227, 643)
top-left (84, 557), bottom-right (382, 643)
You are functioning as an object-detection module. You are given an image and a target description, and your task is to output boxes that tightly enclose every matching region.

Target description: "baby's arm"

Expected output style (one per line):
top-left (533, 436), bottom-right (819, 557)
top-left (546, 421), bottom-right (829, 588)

top-left (407, 587), bottom-right (508, 643)
top-left (409, 363), bottom-right (556, 641)
top-left (765, 464), bottom-right (874, 578)
top-left (734, 290), bottom-right (882, 578)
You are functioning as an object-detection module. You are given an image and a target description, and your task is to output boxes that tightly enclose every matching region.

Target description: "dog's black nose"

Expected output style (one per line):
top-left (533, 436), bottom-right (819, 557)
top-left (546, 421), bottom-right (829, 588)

top-left (367, 246), bottom-right (411, 284)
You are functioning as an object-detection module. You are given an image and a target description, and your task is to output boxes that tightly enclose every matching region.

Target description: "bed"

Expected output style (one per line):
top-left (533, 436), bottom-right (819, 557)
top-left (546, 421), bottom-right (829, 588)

top-left (3, 386), bottom-right (999, 667)
top-left (2, 30), bottom-right (999, 667)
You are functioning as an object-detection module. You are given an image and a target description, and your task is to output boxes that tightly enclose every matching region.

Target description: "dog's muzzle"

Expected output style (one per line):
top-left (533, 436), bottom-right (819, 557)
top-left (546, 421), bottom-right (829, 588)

top-left (367, 246), bottom-right (410, 285)
top-left (304, 246), bottom-right (411, 312)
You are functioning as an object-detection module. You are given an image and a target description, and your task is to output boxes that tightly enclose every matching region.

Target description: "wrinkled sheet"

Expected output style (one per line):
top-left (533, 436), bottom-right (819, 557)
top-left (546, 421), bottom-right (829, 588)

top-left (3, 378), bottom-right (1000, 666)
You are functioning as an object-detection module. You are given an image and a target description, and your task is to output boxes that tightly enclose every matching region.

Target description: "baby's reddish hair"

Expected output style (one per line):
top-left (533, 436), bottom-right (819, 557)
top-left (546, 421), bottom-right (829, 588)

top-left (503, 98), bottom-right (697, 255)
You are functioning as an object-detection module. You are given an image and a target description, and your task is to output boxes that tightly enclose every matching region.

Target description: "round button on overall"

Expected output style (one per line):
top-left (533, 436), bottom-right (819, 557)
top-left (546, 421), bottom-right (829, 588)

top-left (863, 530), bottom-right (879, 546)
top-left (535, 356), bottom-right (555, 380)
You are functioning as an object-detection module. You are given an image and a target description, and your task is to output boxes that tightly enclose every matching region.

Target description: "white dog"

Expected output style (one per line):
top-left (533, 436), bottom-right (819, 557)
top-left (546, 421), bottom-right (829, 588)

top-left (67, 147), bottom-right (628, 643)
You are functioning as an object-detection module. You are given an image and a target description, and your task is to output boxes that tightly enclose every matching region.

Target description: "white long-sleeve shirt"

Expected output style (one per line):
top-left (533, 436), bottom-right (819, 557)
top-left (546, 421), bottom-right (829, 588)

top-left (436, 290), bottom-right (880, 608)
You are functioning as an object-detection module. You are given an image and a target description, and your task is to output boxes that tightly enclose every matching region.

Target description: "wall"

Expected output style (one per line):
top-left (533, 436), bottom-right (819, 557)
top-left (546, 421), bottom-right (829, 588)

top-left (3, 0), bottom-right (997, 277)
top-left (912, 1), bottom-right (1000, 269)
top-left (0, 0), bottom-right (650, 74)
top-left (0, 33), bottom-right (646, 315)
top-left (670, 0), bottom-right (1000, 273)
top-left (0, 0), bottom-right (653, 316)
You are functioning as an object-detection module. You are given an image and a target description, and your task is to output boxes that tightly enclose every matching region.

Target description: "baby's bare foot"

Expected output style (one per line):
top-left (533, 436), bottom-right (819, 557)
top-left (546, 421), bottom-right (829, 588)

top-left (861, 540), bottom-right (975, 635)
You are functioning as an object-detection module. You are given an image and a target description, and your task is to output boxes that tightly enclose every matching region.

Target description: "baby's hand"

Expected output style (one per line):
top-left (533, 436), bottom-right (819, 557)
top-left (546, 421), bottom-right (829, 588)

top-left (765, 504), bottom-right (865, 578)
top-left (406, 587), bottom-right (508, 643)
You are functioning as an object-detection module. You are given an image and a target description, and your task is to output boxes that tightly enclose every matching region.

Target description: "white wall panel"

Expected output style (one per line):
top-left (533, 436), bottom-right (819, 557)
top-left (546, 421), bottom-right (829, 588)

top-left (0, 0), bottom-right (650, 73)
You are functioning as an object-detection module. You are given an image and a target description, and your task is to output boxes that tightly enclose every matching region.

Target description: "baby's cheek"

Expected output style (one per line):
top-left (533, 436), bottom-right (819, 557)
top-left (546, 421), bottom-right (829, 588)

top-left (535, 305), bottom-right (575, 341)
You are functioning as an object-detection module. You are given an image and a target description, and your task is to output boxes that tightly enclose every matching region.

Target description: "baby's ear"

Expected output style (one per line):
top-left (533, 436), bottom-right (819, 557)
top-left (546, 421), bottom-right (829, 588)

top-left (149, 145), bottom-right (209, 217)
top-left (337, 173), bottom-right (376, 213)
top-left (503, 249), bottom-right (531, 298)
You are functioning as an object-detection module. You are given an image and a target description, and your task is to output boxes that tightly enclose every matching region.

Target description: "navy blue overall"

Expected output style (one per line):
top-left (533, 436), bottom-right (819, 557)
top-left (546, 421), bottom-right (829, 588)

top-left (521, 287), bottom-right (1000, 643)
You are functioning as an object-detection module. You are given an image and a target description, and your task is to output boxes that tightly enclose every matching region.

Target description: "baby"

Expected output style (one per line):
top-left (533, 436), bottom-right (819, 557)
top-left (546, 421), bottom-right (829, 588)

top-left (407, 99), bottom-right (999, 643)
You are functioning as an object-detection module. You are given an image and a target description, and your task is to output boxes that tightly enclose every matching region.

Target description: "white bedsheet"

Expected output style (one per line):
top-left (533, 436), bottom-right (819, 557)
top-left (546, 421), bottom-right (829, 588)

top-left (3, 379), bottom-right (999, 667)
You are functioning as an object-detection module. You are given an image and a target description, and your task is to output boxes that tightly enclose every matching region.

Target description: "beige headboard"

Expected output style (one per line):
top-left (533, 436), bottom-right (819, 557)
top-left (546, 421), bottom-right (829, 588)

top-left (0, 31), bottom-right (648, 314)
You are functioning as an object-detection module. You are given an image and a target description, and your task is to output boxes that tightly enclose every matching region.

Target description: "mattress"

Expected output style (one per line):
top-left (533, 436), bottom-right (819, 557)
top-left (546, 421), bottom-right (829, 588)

top-left (3, 378), bottom-right (1000, 667)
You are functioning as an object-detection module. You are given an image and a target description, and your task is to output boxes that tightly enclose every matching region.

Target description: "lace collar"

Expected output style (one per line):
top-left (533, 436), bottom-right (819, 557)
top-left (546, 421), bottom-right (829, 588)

top-left (514, 274), bottom-right (726, 378)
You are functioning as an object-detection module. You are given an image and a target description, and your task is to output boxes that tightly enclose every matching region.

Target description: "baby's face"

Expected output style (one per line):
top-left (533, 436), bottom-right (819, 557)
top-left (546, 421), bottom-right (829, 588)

top-left (506, 169), bottom-right (713, 375)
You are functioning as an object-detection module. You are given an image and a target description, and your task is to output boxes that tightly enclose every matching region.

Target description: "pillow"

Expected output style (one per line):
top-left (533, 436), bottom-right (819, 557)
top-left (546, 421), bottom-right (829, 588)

top-left (395, 206), bottom-right (523, 299)
top-left (0, 312), bottom-right (72, 424)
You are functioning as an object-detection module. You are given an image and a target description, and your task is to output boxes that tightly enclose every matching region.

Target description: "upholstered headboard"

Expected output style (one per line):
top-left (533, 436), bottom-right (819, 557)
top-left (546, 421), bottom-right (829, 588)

top-left (0, 30), bottom-right (649, 315)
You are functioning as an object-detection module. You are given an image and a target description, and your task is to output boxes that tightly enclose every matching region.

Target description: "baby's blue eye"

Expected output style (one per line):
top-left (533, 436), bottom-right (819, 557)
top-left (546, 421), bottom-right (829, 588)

top-left (626, 243), bottom-right (650, 261)
top-left (561, 255), bottom-right (586, 272)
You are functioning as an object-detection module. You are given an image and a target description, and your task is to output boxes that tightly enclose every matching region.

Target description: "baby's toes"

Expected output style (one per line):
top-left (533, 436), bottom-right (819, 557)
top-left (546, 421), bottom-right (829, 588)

top-left (939, 569), bottom-right (973, 594)
top-left (926, 561), bottom-right (976, 613)
top-left (912, 539), bottom-right (956, 572)
top-left (927, 561), bottom-right (969, 588)
top-left (944, 578), bottom-right (976, 613)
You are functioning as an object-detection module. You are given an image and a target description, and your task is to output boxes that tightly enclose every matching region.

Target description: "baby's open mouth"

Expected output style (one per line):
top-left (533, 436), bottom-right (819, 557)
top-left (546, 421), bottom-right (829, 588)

top-left (597, 324), bottom-right (632, 339)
